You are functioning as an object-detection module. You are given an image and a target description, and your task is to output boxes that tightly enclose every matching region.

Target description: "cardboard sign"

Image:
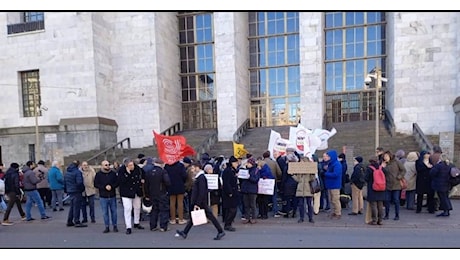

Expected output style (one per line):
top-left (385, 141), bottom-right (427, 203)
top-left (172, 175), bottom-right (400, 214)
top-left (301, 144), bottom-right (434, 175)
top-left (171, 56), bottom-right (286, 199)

top-left (257, 179), bottom-right (275, 195)
top-left (237, 169), bottom-right (249, 179)
top-left (287, 161), bottom-right (318, 174)
top-left (205, 174), bottom-right (219, 190)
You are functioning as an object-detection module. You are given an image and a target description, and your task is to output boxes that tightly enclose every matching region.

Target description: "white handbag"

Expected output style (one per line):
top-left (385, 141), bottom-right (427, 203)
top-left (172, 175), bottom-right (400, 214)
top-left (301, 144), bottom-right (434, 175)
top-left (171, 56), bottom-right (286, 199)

top-left (191, 208), bottom-right (207, 226)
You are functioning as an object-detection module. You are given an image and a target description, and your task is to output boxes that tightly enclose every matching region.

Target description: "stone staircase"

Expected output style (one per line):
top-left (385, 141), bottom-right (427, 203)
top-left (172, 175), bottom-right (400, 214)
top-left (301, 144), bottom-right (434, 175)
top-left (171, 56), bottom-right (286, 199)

top-left (64, 122), bottom-right (459, 167)
top-left (63, 128), bottom-right (217, 166)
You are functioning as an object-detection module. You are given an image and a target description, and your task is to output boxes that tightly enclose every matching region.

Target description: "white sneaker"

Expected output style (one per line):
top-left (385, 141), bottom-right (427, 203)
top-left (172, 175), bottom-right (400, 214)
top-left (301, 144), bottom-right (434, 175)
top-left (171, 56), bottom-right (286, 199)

top-left (178, 219), bottom-right (187, 225)
top-left (169, 220), bottom-right (176, 225)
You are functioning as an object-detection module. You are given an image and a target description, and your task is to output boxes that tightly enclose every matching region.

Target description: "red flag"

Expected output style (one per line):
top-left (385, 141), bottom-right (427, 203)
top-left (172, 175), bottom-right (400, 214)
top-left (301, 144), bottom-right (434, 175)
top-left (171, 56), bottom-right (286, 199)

top-left (153, 131), bottom-right (196, 165)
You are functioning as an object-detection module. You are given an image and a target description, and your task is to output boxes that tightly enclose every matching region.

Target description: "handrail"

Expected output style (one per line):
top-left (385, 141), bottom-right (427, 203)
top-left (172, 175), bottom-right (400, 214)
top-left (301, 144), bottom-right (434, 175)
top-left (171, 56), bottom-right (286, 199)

top-left (161, 122), bottom-right (181, 136)
top-left (86, 137), bottom-right (131, 166)
top-left (413, 123), bottom-right (433, 152)
top-left (383, 109), bottom-right (396, 137)
top-left (233, 118), bottom-right (250, 143)
top-left (194, 131), bottom-right (218, 160)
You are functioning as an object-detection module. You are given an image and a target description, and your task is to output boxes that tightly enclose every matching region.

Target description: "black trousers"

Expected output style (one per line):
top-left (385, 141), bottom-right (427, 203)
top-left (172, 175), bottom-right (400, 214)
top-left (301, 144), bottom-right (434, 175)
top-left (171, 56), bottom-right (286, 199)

top-left (149, 194), bottom-right (170, 229)
top-left (223, 207), bottom-right (237, 228)
top-left (416, 191), bottom-right (435, 213)
top-left (183, 204), bottom-right (223, 235)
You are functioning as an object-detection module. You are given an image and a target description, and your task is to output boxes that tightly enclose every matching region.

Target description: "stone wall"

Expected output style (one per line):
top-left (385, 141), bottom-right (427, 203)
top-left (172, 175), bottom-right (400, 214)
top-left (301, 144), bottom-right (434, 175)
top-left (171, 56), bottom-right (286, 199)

top-left (388, 12), bottom-right (458, 135)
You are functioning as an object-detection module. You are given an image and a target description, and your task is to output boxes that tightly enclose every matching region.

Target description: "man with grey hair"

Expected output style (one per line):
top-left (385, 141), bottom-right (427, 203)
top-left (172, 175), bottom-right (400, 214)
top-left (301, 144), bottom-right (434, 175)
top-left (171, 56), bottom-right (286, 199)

top-left (118, 158), bottom-right (145, 234)
top-left (48, 161), bottom-right (65, 212)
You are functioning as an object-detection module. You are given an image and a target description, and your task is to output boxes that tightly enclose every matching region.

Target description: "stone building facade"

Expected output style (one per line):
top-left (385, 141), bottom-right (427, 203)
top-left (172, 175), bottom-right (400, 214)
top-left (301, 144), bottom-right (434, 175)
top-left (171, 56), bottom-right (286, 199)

top-left (0, 12), bottom-right (458, 164)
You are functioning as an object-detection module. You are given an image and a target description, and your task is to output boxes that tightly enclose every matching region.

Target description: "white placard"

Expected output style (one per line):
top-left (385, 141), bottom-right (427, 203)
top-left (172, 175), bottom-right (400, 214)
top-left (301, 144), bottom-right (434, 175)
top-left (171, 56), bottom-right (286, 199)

top-left (257, 179), bottom-right (275, 195)
top-left (205, 174), bottom-right (219, 190)
top-left (237, 169), bottom-right (249, 179)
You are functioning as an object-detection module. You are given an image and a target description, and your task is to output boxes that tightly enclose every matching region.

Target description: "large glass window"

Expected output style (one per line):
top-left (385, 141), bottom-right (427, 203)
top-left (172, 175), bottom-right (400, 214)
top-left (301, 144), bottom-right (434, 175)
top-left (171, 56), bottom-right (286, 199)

top-left (249, 12), bottom-right (300, 127)
top-left (325, 12), bottom-right (386, 92)
top-left (324, 12), bottom-right (386, 123)
top-left (178, 12), bottom-right (216, 129)
top-left (7, 12), bottom-right (45, 34)
top-left (21, 70), bottom-right (41, 118)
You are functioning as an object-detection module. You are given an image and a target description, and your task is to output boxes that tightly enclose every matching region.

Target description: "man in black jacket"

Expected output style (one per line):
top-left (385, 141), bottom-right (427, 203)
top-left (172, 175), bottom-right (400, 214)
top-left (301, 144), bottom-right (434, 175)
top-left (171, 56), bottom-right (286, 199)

top-left (1, 163), bottom-right (26, 225)
top-left (144, 158), bottom-right (171, 232)
top-left (176, 161), bottom-right (225, 240)
top-left (64, 161), bottom-right (86, 227)
top-left (94, 160), bottom-right (119, 233)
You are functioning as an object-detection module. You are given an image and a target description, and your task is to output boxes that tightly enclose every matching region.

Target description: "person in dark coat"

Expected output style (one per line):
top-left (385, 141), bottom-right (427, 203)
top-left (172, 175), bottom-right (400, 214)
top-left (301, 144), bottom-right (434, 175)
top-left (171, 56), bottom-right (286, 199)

top-left (256, 160), bottom-right (275, 219)
top-left (338, 153), bottom-right (349, 195)
top-left (165, 161), bottom-right (188, 225)
top-left (144, 158), bottom-right (171, 231)
top-left (176, 161), bottom-right (225, 240)
top-left (415, 150), bottom-right (435, 213)
top-left (364, 156), bottom-right (387, 225)
top-left (240, 157), bottom-right (260, 224)
top-left (221, 156), bottom-right (239, 231)
top-left (430, 154), bottom-right (453, 217)
top-left (64, 161), bottom-right (86, 227)
top-left (118, 158), bottom-right (145, 234)
top-left (282, 149), bottom-right (300, 218)
top-left (349, 156), bottom-right (365, 215)
top-left (94, 160), bottom-right (119, 233)
top-left (2, 163), bottom-right (26, 225)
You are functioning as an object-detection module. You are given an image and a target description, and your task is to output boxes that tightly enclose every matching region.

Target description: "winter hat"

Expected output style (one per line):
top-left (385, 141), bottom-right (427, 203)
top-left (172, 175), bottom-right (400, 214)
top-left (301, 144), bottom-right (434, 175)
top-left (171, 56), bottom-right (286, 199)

top-left (229, 156), bottom-right (238, 163)
top-left (182, 157), bottom-right (192, 164)
top-left (153, 158), bottom-right (164, 165)
top-left (354, 156), bottom-right (363, 164)
top-left (10, 162), bottom-right (19, 169)
top-left (247, 157), bottom-right (256, 166)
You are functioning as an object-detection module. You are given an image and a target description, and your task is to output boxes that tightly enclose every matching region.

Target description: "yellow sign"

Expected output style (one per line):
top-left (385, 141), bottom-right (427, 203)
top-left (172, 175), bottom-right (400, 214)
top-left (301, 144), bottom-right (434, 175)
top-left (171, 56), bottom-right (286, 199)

top-left (233, 142), bottom-right (248, 158)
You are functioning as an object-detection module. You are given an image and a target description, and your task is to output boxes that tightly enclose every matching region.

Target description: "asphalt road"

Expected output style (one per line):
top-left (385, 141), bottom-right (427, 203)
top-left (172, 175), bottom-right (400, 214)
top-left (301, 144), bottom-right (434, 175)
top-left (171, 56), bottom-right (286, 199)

top-left (1, 198), bottom-right (459, 249)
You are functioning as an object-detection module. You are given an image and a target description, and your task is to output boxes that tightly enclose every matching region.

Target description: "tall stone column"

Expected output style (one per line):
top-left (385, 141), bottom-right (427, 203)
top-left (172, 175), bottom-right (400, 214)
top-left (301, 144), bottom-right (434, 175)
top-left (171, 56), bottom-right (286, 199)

top-left (299, 12), bottom-right (324, 130)
top-left (214, 12), bottom-right (250, 141)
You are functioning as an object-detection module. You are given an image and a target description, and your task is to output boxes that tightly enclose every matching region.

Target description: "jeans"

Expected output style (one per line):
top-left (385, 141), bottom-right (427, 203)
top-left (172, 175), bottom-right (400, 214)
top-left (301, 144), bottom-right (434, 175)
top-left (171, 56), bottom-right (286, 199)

top-left (51, 189), bottom-right (64, 210)
top-left (81, 195), bottom-right (95, 221)
top-left (25, 190), bottom-right (47, 219)
top-left (320, 188), bottom-right (330, 210)
top-left (0, 195), bottom-right (7, 211)
top-left (100, 197), bottom-right (117, 227)
top-left (405, 190), bottom-right (416, 210)
top-left (297, 196), bottom-right (313, 221)
top-left (271, 182), bottom-right (279, 214)
top-left (67, 192), bottom-right (83, 224)
top-left (242, 193), bottom-right (257, 220)
top-left (384, 190), bottom-right (401, 217)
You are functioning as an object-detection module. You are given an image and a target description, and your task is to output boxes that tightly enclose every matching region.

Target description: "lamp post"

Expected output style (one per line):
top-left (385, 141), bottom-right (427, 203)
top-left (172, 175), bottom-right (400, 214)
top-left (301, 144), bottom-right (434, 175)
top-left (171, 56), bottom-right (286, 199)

top-left (365, 67), bottom-right (387, 150)
top-left (33, 92), bottom-right (40, 162)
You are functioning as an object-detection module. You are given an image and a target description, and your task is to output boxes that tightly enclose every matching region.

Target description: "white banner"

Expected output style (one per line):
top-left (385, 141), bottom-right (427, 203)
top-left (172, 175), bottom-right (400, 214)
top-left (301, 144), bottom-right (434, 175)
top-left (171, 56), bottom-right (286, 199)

top-left (205, 174), bottom-right (219, 190)
top-left (257, 178), bottom-right (275, 195)
top-left (267, 130), bottom-right (291, 160)
top-left (313, 127), bottom-right (337, 150)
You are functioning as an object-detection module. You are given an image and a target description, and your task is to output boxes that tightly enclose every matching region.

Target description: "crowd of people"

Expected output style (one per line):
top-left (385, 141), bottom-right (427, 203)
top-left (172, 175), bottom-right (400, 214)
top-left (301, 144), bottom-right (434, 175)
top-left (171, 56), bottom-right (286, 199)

top-left (0, 144), bottom-right (456, 240)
